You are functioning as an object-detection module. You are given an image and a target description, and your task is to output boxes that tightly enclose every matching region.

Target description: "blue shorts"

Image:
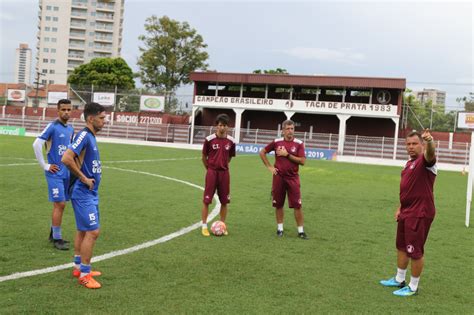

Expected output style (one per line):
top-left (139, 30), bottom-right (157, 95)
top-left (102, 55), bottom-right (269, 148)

top-left (71, 198), bottom-right (100, 231)
top-left (46, 176), bottom-right (70, 202)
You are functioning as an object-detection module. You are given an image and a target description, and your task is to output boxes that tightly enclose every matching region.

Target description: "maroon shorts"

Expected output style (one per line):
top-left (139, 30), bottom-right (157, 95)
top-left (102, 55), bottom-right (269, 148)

top-left (271, 175), bottom-right (301, 209)
top-left (203, 169), bottom-right (230, 205)
top-left (396, 217), bottom-right (433, 259)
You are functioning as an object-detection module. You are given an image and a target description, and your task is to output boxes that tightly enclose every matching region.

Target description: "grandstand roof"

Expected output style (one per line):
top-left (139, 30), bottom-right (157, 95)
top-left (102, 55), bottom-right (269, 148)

top-left (190, 72), bottom-right (406, 89)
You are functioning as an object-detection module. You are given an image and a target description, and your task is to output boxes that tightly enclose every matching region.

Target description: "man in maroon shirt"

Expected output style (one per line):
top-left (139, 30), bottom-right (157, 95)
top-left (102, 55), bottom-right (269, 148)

top-left (259, 119), bottom-right (308, 239)
top-left (380, 129), bottom-right (437, 297)
top-left (201, 114), bottom-right (236, 236)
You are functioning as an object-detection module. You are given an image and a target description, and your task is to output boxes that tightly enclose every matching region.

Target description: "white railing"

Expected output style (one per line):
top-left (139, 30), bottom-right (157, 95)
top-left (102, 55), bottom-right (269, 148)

top-left (1, 115), bottom-right (470, 165)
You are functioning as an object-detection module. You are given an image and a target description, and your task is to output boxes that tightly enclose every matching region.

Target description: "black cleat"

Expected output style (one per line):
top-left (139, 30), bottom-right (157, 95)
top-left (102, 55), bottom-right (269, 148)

top-left (298, 232), bottom-right (309, 240)
top-left (276, 230), bottom-right (284, 237)
top-left (48, 228), bottom-right (53, 242)
top-left (53, 239), bottom-right (70, 250)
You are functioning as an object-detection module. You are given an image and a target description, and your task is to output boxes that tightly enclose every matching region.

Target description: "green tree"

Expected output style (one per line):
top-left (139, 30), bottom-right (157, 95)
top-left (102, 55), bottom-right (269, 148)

top-left (137, 15), bottom-right (209, 112)
top-left (67, 57), bottom-right (135, 90)
top-left (253, 68), bottom-right (289, 74)
top-left (403, 89), bottom-right (455, 132)
top-left (457, 92), bottom-right (474, 111)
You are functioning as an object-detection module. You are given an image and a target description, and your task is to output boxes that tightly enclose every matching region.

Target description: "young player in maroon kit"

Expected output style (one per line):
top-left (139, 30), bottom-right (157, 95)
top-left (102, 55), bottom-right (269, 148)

top-left (259, 119), bottom-right (308, 239)
top-left (380, 129), bottom-right (437, 296)
top-left (201, 114), bottom-right (236, 236)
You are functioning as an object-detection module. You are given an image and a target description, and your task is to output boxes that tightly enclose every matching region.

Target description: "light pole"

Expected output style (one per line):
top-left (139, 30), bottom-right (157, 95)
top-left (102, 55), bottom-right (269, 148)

top-left (33, 71), bottom-right (45, 110)
top-left (429, 103), bottom-right (435, 130)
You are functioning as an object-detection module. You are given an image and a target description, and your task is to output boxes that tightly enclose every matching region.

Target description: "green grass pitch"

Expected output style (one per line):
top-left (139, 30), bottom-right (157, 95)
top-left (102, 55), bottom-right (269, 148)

top-left (0, 134), bottom-right (472, 313)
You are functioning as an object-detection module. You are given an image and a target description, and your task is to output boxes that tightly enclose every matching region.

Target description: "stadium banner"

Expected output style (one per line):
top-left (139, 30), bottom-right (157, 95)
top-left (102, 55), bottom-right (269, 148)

top-left (236, 143), bottom-right (336, 160)
top-left (7, 89), bottom-right (26, 102)
top-left (93, 92), bottom-right (115, 106)
top-left (457, 112), bottom-right (474, 129)
top-left (0, 126), bottom-right (26, 136)
top-left (47, 91), bottom-right (68, 104)
top-left (140, 95), bottom-right (165, 112)
top-left (194, 96), bottom-right (398, 118)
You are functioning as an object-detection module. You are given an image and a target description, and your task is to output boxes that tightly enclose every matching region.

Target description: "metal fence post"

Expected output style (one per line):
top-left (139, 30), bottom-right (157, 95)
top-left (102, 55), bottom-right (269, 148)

top-left (126, 122), bottom-right (129, 139)
top-left (466, 143), bottom-right (470, 166)
top-left (354, 135), bottom-right (358, 156)
top-left (304, 132), bottom-right (307, 143)
top-left (145, 121), bottom-right (149, 141)
top-left (166, 124), bottom-right (170, 142)
top-left (381, 136), bottom-right (385, 158)
top-left (329, 133), bottom-right (332, 149)
top-left (255, 129), bottom-right (259, 144)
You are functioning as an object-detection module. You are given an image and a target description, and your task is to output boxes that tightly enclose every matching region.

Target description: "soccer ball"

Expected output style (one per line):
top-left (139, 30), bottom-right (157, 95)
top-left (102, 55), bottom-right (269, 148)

top-left (210, 220), bottom-right (227, 236)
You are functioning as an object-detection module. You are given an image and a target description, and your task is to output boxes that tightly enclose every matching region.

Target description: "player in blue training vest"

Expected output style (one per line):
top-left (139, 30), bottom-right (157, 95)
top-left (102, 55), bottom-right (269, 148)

top-left (33, 99), bottom-right (74, 250)
top-left (62, 102), bottom-right (106, 289)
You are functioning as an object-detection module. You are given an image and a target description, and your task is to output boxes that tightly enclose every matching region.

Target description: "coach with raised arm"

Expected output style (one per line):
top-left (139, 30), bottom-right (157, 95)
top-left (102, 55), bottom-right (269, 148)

top-left (380, 129), bottom-right (437, 297)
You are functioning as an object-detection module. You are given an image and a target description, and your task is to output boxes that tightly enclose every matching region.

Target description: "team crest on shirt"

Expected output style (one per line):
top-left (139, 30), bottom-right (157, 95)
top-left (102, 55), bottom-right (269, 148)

top-left (59, 133), bottom-right (65, 138)
top-left (291, 146), bottom-right (296, 153)
top-left (225, 144), bottom-right (231, 150)
top-left (407, 244), bottom-right (415, 253)
top-left (410, 162), bottom-right (416, 170)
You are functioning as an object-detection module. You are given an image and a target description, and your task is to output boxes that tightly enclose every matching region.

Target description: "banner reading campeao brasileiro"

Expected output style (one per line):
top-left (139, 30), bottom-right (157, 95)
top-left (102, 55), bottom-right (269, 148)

top-left (0, 126), bottom-right (26, 136)
top-left (236, 143), bottom-right (336, 160)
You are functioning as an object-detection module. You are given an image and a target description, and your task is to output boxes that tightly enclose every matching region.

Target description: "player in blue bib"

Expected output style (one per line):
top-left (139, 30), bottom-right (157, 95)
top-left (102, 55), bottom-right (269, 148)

top-left (62, 102), bottom-right (106, 289)
top-left (33, 99), bottom-right (74, 250)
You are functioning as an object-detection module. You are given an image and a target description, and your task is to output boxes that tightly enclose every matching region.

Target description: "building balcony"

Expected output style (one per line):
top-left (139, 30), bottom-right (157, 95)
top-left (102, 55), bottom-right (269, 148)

top-left (71, 13), bottom-right (87, 19)
top-left (70, 33), bottom-right (86, 40)
top-left (68, 44), bottom-right (85, 50)
top-left (93, 46), bottom-right (112, 53)
top-left (94, 36), bottom-right (113, 43)
top-left (96, 15), bottom-right (114, 22)
top-left (95, 25), bottom-right (113, 32)
top-left (96, 3), bottom-right (115, 12)
top-left (71, 1), bottom-right (88, 9)
top-left (68, 54), bottom-right (84, 60)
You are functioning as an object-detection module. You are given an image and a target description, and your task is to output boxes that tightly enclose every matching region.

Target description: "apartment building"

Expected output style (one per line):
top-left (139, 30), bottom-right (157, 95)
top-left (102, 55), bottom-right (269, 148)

top-left (14, 43), bottom-right (32, 84)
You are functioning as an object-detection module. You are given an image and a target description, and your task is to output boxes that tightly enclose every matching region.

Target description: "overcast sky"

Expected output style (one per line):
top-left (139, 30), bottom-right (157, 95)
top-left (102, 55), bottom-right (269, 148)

top-left (0, 0), bottom-right (472, 110)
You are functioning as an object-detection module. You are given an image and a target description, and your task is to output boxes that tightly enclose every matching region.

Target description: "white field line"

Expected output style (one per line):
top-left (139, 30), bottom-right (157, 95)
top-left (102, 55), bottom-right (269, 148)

top-left (0, 166), bottom-right (220, 283)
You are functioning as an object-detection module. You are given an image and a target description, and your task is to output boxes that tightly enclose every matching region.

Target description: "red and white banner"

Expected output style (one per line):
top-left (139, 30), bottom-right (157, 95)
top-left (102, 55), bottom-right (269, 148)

top-left (7, 89), bottom-right (26, 102)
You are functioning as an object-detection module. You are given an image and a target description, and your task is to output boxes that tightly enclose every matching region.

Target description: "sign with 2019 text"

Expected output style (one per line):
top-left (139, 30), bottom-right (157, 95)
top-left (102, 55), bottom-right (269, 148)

top-left (236, 143), bottom-right (336, 160)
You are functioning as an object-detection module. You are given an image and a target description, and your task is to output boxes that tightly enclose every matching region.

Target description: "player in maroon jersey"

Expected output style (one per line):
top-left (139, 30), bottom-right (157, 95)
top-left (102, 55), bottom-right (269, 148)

top-left (380, 129), bottom-right (437, 297)
top-left (259, 119), bottom-right (308, 239)
top-left (201, 114), bottom-right (236, 236)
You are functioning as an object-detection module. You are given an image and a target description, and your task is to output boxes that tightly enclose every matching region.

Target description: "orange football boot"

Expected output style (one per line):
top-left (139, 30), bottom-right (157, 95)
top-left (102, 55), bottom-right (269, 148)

top-left (78, 274), bottom-right (102, 289)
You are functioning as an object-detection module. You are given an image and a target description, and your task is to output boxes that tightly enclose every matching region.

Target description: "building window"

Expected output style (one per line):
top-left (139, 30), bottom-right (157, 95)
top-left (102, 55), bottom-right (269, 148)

top-left (53, 6), bottom-right (59, 11)
top-left (52, 27), bottom-right (58, 32)
top-left (51, 48), bottom-right (56, 53)
top-left (45, 26), bottom-right (51, 31)
top-left (43, 48), bottom-right (49, 52)
top-left (50, 59), bottom-right (56, 64)
top-left (46, 5), bottom-right (52, 10)
top-left (45, 16), bottom-right (51, 21)
top-left (53, 17), bottom-right (58, 21)
top-left (49, 80), bottom-right (54, 84)
top-left (42, 79), bottom-right (47, 84)
top-left (89, 32), bottom-right (95, 36)
top-left (91, 12), bottom-right (96, 16)
top-left (89, 42), bottom-right (93, 47)
top-left (44, 37), bottom-right (50, 42)
top-left (49, 69), bottom-right (55, 74)
top-left (42, 69), bottom-right (48, 73)
top-left (51, 38), bottom-right (57, 42)
top-left (43, 58), bottom-right (48, 63)
top-left (90, 22), bottom-right (95, 26)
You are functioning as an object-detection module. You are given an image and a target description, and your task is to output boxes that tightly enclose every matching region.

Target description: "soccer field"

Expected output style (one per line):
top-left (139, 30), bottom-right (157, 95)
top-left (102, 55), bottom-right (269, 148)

top-left (0, 134), bottom-right (472, 313)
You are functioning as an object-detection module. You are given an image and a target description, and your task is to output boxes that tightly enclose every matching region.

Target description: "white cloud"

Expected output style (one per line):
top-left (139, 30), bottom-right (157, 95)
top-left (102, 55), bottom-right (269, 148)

top-left (279, 47), bottom-right (366, 65)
